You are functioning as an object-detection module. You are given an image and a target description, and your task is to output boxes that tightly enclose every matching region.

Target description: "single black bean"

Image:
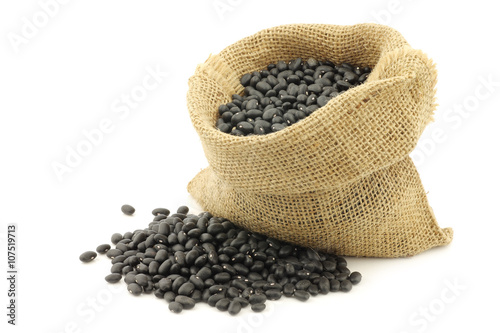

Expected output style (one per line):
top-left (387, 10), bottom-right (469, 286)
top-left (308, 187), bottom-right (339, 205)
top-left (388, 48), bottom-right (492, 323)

top-left (175, 295), bottom-right (196, 309)
top-left (318, 277), bottom-right (330, 294)
top-left (283, 283), bottom-right (295, 297)
top-left (317, 95), bottom-right (331, 107)
top-left (251, 303), bottom-right (266, 312)
top-left (330, 279), bottom-right (340, 292)
top-left (227, 287), bottom-right (240, 299)
top-left (340, 280), bottom-right (353, 292)
top-left (336, 272), bottom-right (349, 282)
top-left (96, 244), bottom-right (111, 254)
top-left (178, 282), bottom-right (195, 296)
top-left (191, 290), bottom-right (202, 302)
top-left (294, 290), bottom-right (310, 302)
top-left (154, 289), bottom-right (165, 299)
top-left (240, 73), bottom-right (252, 87)
top-left (228, 299), bottom-right (242, 315)
top-left (105, 273), bottom-right (122, 283)
top-left (197, 267), bottom-right (212, 280)
top-left (216, 298), bottom-right (231, 311)
top-left (111, 233), bottom-right (123, 245)
top-left (127, 283), bottom-right (142, 296)
top-left (256, 81), bottom-right (272, 94)
top-left (169, 301), bottom-right (183, 313)
top-left (336, 80), bottom-right (352, 91)
top-left (349, 271), bottom-right (362, 285)
top-left (296, 279), bottom-right (311, 290)
top-left (265, 289), bottom-right (282, 300)
top-left (79, 251), bottom-right (97, 263)
top-left (307, 284), bottom-right (319, 296)
top-left (110, 263), bottom-right (125, 274)
top-left (208, 293), bottom-right (225, 307)
top-left (152, 208), bottom-right (170, 216)
top-left (249, 294), bottom-right (267, 304)
top-left (121, 204), bottom-right (135, 216)
top-left (344, 71), bottom-right (359, 84)
top-left (214, 272), bottom-right (231, 284)
top-left (271, 123), bottom-right (286, 132)
top-left (236, 121), bottom-right (253, 134)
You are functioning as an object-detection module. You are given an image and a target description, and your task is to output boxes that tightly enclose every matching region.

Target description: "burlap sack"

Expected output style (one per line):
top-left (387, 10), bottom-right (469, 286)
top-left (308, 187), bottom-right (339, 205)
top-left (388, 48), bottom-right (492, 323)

top-left (186, 23), bottom-right (453, 257)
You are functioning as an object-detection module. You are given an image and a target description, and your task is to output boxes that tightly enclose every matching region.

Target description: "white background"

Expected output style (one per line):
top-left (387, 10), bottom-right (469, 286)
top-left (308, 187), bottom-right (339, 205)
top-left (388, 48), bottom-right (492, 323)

top-left (1, 1), bottom-right (499, 332)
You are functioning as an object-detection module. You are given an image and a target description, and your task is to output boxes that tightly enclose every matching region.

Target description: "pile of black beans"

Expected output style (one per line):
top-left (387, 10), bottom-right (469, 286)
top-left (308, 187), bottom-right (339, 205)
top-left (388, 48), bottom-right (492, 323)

top-left (217, 58), bottom-right (371, 136)
top-left (80, 205), bottom-right (361, 314)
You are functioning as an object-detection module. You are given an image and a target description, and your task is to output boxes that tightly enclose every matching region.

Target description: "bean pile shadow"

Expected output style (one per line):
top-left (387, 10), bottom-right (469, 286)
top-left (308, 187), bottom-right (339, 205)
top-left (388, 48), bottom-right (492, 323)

top-left (81, 206), bottom-right (361, 314)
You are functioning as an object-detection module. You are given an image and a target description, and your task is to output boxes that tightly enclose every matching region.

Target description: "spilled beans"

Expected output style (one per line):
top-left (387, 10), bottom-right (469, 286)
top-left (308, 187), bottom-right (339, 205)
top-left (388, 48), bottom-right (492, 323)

top-left (80, 205), bottom-right (361, 315)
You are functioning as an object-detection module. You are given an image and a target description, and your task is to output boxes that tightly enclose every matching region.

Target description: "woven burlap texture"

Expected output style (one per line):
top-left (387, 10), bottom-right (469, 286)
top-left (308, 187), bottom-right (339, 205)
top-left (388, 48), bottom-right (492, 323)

top-left (186, 23), bottom-right (453, 257)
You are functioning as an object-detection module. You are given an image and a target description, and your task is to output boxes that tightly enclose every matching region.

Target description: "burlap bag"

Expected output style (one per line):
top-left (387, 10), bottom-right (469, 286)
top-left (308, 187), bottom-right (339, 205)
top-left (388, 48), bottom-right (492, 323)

top-left (186, 23), bottom-right (453, 257)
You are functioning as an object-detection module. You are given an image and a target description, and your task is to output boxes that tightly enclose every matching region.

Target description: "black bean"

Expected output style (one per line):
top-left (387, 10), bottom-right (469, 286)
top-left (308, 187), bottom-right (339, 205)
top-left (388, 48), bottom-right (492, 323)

top-left (214, 272), bottom-right (231, 284)
top-left (134, 273), bottom-right (149, 287)
top-left (191, 290), bottom-right (202, 302)
top-left (110, 233), bottom-right (123, 245)
top-left (283, 283), bottom-right (295, 297)
top-left (228, 299), bottom-right (242, 315)
top-left (349, 271), bottom-right (362, 285)
top-left (240, 73), bottom-right (252, 87)
top-left (262, 108), bottom-right (282, 122)
top-left (265, 289), bottom-right (281, 300)
top-left (336, 80), bottom-right (352, 91)
top-left (164, 291), bottom-right (176, 303)
top-left (227, 287), bottom-right (240, 299)
top-left (358, 73), bottom-right (369, 82)
top-left (297, 270), bottom-right (311, 279)
top-left (154, 289), bottom-right (165, 299)
top-left (168, 301), bottom-right (183, 313)
top-left (104, 273), bottom-right (122, 283)
top-left (196, 267), bottom-right (212, 280)
top-left (79, 251), bottom-right (97, 263)
top-left (124, 273), bottom-right (137, 285)
top-left (159, 278), bottom-right (173, 292)
top-left (249, 75), bottom-right (260, 87)
top-left (296, 279), bottom-right (311, 290)
top-left (340, 280), bottom-right (353, 292)
top-left (95, 244), bottom-right (111, 254)
top-left (216, 298), bottom-right (231, 311)
top-left (106, 249), bottom-right (123, 260)
top-left (307, 284), bottom-right (319, 296)
top-left (176, 206), bottom-right (189, 214)
top-left (208, 293), bottom-right (225, 307)
top-left (127, 283), bottom-right (142, 296)
top-left (189, 275), bottom-right (204, 290)
top-left (152, 208), bottom-right (169, 216)
top-left (236, 121), bottom-right (253, 134)
top-left (121, 204), bottom-right (135, 216)
top-left (318, 277), bottom-right (330, 295)
top-left (330, 279), bottom-right (340, 292)
top-left (249, 294), bottom-right (267, 304)
top-left (251, 303), bottom-right (266, 312)
top-left (175, 295), bottom-right (196, 309)
top-left (271, 123), bottom-right (286, 132)
top-left (294, 290), bottom-right (310, 302)
top-left (178, 282), bottom-right (195, 296)
top-left (336, 272), bottom-right (349, 282)
top-left (306, 58), bottom-right (318, 69)
top-left (256, 81), bottom-right (272, 94)
top-left (109, 263), bottom-right (124, 274)
top-left (317, 95), bottom-right (331, 107)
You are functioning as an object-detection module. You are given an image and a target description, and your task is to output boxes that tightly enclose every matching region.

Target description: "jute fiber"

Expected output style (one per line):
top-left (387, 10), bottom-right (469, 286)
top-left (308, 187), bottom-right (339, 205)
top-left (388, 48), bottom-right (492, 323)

top-left (186, 23), bottom-right (453, 257)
